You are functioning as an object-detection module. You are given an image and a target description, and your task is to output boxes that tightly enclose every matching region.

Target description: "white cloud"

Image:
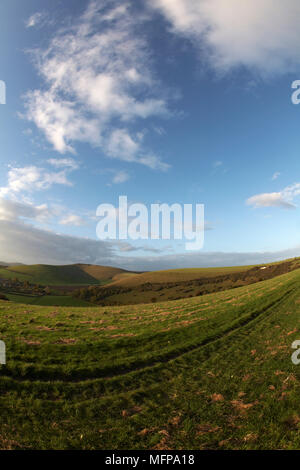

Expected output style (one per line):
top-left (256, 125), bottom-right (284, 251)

top-left (25, 90), bottom-right (101, 154)
top-left (246, 182), bottom-right (300, 209)
top-left (106, 129), bottom-right (141, 162)
top-left (0, 193), bottom-right (91, 230)
top-left (272, 171), bottom-right (281, 181)
top-left (47, 158), bottom-right (79, 170)
top-left (25, 12), bottom-right (45, 29)
top-left (0, 198), bottom-right (51, 222)
top-left (246, 192), bottom-right (295, 209)
top-left (0, 165), bottom-right (73, 197)
top-left (106, 129), bottom-right (169, 170)
top-left (0, 198), bottom-right (164, 265)
top-left (59, 214), bottom-right (87, 226)
top-left (153, 126), bottom-right (166, 136)
top-left (24, 0), bottom-right (170, 169)
top-left (150, 0), bottom-right (300, 76)
top-left (112, 170), bottom-right (130, 184)
top-left (0, 219), bottom-right (114, 265)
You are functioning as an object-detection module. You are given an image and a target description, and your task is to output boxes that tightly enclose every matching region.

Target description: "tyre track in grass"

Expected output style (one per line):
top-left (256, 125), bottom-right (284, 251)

top-left (0, 284), bottom-right (296, 384)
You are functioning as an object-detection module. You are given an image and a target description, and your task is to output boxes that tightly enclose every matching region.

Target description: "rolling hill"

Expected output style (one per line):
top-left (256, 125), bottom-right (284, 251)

top-left (78, 264), bottom-right (139, 282)
top-left (1, 259), bottom-right (300, 308)
top-left (75, 258), bottom-right (300, 306)
top-left (107, 266), bottom-right (255, 287)
top-left (1, 267), bottom-right (300, 449)
top-left (0, 263), bottom-right (134, 286)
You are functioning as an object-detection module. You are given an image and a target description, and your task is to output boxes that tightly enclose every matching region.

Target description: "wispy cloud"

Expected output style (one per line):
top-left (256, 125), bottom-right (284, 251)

top-left (272, 171), bottom-right (281, 181)
top-left (0, 156), bottom-right (81, 199)
top-left (0, 166), bottom-right (73, 197)
top-left (47, 158), bottom-right (79, 171)
top-left (59, 214), bottom-right (87, 226)
top-left (25, 12), bottom-right (46, 29)
top-left (112, 170), bottom-right (130, 184)
top-left (246, 192), bottom-right (295, 209)
top-left (246, 182), bottom-right (300, 209)
top-left (24, 0), bottom-right (171, 170)
top-left (149, 0), bottom-right (300, 76)
top-left (0, 193), bottom-right (92, 229)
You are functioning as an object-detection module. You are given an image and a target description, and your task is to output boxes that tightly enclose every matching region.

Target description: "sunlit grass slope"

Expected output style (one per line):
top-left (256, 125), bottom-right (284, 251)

top-left (77, 264), bottom-right (134, 282)
top-left (1, 264), bottom-right (99, 285)
top-left (0, 264), bottom-right (135, 286)
top-left (107, 266), bottom-right (254, 287)
top-left (1, 269), bottom-right (300, 449)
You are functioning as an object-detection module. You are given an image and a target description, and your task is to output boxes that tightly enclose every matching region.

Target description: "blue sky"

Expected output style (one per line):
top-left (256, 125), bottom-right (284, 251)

top-left (1, 0), bottom-right (300, 269)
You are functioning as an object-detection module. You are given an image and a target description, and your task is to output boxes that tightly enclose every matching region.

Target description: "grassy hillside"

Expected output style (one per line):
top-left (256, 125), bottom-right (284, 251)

top-left (0, 264), bottom-right (132, 286)
top-left (3, 264), bottom-right (102, 285)
top-left (108, 266), bottom-right (255, 287)
top-left (1, 268), bottom-right (300, 449)
top-left (75, 258), bottom-right (300, 306)
top-left (78, 264), bottom-right (136, 282)
top-left (0, 266), bottom-right (33, 282)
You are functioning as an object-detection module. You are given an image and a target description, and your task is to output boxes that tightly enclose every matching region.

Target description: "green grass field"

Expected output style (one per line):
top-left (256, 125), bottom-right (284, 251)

top-left (0, 267), bottom-right (300, 449)
top-left (0, 267), bottom-right (33, 283)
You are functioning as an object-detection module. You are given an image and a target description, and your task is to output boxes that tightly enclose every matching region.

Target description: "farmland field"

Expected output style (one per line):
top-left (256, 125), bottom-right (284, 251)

top-left (0, 268), bottom-right (300, 449)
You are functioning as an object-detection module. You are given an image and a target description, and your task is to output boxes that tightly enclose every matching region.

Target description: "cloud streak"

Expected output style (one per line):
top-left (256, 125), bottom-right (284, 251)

top-left (25, 12), bottom-right (46, 29)
top-left (247, 182), bottom-right (300, 209)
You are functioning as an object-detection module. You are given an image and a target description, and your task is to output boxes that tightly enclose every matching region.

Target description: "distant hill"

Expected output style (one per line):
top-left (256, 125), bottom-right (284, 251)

top-left (75, 257), bottom-right (300, 306)
top-left (107, 265), bottom-right (254, 288)
top-left (0, 263), bottom-right (136, 286)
